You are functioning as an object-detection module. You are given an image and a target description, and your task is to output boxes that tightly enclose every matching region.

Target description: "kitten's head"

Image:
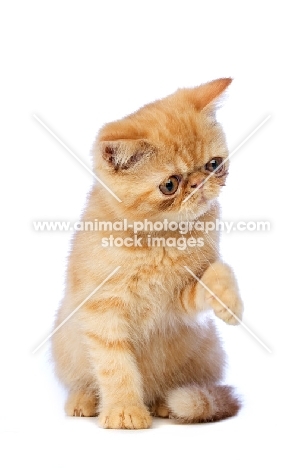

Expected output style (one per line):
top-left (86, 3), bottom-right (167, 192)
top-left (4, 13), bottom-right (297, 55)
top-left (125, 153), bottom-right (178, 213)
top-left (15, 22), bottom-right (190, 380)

top-left (93, 78), bottom-right (231, 222)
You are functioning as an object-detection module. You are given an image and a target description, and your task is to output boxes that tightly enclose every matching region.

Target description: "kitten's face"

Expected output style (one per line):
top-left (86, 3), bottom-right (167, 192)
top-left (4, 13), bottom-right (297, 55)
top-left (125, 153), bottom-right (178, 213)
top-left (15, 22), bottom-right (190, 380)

top-left (93, 78), bottom-right (231, 222)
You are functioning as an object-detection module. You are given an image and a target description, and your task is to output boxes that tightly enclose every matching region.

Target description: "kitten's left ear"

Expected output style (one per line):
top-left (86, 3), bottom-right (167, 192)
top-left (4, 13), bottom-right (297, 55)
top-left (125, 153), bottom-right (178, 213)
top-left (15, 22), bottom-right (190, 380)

top-left (98, 139), bottom-right (156, 171)
top-left (186, 77), bottom-right (233, 110)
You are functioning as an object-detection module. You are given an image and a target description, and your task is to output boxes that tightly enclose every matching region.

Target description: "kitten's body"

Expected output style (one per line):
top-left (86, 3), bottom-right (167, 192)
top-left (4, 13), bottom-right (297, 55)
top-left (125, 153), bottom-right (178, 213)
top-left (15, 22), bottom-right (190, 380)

top-left (52, 78), bottom-right (243, 428)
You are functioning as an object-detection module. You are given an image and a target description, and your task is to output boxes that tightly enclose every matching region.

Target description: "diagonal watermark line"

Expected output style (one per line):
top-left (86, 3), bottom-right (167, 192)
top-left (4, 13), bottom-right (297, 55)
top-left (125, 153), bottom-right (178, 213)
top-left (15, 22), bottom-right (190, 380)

top-left (32, 266), bottom-right (121, 354)
top-left (182, 115), bottom-right (271, 204)
top-left (184, 266), bottom-right (272, 353)
top-left (33, 114), bottom-right (122, 203)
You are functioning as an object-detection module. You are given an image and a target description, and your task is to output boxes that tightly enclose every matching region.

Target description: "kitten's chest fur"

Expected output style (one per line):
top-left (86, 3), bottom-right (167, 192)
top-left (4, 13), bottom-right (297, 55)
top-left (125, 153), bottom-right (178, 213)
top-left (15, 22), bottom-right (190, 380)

top-left (71, 197), bottom-right (219, 334)
top-left (108, 239), bottom-right (216, 335)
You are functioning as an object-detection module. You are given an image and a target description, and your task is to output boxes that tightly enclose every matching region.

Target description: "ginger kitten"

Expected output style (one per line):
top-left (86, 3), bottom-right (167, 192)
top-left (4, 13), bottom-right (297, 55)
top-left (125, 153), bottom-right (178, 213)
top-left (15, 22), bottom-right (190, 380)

top-left (52, 78), bottom-right (243, 429)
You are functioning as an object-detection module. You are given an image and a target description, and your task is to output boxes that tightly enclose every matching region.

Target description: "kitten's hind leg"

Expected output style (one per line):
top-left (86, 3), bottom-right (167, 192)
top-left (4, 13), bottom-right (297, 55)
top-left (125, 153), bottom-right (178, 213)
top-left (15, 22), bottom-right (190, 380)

top-left (65, 389), bottom-right (99, 417)
top-left (150, 400), bottom-right (170, 418)
top-left (166, 385), bottom-right (241, 423)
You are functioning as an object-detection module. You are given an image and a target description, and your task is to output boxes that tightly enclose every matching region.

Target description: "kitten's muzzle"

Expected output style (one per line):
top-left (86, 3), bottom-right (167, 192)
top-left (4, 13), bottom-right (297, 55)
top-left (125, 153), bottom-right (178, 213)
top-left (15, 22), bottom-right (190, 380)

top-left (188, 173), bottom-right (206, 190)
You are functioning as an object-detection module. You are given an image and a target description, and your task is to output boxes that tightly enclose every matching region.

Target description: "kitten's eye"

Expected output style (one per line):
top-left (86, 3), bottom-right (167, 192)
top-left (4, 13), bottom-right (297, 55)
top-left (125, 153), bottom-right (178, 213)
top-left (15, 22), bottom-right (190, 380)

top-left (205, 157), bottom-right (224, 174)
top-left (159, 176), bottom-right (180, 195)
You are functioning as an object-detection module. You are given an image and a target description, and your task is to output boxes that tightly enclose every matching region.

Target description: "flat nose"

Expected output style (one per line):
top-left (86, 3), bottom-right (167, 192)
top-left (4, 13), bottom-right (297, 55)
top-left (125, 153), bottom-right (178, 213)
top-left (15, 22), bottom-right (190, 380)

top-left (189, 173), bottom-right (205, 189)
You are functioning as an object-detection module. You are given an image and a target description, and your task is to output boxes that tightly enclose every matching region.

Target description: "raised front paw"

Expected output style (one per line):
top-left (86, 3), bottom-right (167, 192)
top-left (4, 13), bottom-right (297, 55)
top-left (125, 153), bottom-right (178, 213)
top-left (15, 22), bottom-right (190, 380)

top-left (98, 405), bottom-right (152, 429)
top-left (201, 262), bottom-right (243, 325)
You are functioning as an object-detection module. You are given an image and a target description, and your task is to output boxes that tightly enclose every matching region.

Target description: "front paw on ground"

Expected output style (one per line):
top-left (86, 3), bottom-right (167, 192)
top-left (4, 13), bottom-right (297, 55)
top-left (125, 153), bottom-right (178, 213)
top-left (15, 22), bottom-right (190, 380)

top-left (99, 405), bottom-right (152, 429)
top-left (65, 391), bottom-right (98, 417)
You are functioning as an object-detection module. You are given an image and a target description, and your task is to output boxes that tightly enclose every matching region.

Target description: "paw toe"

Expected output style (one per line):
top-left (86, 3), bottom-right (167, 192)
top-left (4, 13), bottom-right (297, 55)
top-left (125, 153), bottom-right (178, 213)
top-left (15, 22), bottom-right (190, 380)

top-left (99, 405), bottom-right (152, 429)
top-left (65, 391), bottom-right (98, 417)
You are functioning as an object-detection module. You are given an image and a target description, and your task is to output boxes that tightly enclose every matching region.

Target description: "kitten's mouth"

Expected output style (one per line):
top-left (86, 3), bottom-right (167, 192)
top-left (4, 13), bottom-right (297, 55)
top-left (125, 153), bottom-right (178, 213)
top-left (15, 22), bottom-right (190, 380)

top-left (185, 190), bottom-right (208, 206)
top-left (184, 185), bottom-right (208, 203)
top-left (198, 194), bottom-right (207, 204)
top-left (181, 192), bottom-right (214, 221)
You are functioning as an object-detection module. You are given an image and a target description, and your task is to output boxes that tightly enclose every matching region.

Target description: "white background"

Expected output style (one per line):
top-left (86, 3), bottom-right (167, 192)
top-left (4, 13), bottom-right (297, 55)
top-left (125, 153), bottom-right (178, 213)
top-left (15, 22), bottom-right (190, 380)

top-left (1, 1), bottom-right (296, 466)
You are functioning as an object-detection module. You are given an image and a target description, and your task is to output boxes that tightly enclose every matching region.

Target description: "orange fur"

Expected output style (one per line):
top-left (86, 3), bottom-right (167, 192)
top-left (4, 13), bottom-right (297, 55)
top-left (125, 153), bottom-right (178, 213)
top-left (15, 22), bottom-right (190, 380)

top-left (52, 78), bottom-right (243, 429)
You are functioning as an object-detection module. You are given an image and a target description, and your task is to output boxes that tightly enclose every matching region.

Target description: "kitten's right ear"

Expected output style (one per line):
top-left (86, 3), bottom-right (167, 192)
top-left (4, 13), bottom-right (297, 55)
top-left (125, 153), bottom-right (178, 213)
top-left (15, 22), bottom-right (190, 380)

top-left (99, 139), bottom-right (155, 171)
top-left (184, 78), bottom-right (233, 110)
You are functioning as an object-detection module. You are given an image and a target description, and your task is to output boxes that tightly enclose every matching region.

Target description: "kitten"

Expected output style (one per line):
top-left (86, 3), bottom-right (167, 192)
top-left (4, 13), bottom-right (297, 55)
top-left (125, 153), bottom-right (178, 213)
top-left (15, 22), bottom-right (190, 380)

top-left (52, 78), bottom-right (243, 429)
